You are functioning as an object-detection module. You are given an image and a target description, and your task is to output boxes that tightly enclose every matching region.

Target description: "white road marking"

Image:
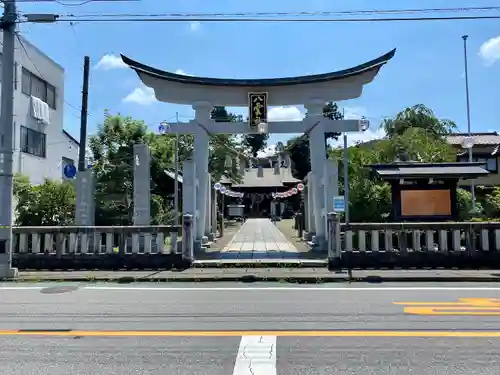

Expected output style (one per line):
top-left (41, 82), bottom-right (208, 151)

top-left (2, 286), bottom-right (500, 291)
top-left (232, 335), bottom-right (276, 375)
top-left (82, 286), bottom-right (500, 291)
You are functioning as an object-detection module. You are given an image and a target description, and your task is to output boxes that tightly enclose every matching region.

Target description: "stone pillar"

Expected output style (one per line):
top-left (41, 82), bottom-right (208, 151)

top-left (306, 172), bottom-right (315, 235)
top-left (75, 169), bottom-right (95, 226)
top-left (323, 159), bottom-right (339, 238)
top-left (182, 160), bottom-right (197, 242)
top-left (212, 187), bottom-right (218, 236)
top-left (192, 102), bottom-right (211, 241)
top-left (304, 182), bottom-right (309, 232)
top-left (205, 174), bottom-right (212, 236)
top-left (306, 99), bottom-right (327, 245)
top-left (133, 143), bottom-right (151, 225)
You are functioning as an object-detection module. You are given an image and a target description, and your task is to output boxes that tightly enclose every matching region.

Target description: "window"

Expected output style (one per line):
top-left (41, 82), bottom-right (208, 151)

top-left (21, 68), bottom-right (56, 109)
top-left (20, 126), bottom-right (46, 157)
top-left (459, 155), bottom-right (498, 173)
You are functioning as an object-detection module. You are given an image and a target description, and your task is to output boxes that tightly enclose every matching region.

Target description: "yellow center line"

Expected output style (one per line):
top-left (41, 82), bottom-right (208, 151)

top-left (2, 330), bottom-right (500, 337)
top-left (394, 298), bottom-right (500, 315)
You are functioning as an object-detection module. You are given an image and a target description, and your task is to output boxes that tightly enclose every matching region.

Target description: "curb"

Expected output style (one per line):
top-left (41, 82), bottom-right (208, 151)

top-left (5, 276), bottom-right (500, 283)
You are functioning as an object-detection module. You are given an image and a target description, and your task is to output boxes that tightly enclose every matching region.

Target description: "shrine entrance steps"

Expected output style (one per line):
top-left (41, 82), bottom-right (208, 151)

top-left (193, 218), bottom-right (328, 267)
top-left (219, 218), bottom-right (300, 260)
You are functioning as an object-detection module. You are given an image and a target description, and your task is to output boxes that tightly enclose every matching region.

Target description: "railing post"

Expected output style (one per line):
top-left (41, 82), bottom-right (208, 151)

top-left (327, 212), bottom-right (341, 260)
top-left (182, 214), bottom-right (194, 262)
top-left (296, 212), bottom-right (304, 238)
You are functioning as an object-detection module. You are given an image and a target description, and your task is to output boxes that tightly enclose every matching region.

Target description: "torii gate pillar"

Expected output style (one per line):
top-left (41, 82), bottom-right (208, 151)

top-left (192, 102), bottom-right (212, 241)
top-left (305, 99), bottom-right (328, 246)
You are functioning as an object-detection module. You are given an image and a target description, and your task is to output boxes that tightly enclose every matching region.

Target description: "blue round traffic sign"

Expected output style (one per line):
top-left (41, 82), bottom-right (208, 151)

top-left (63, 164), bottom-right (77, 178)
top-left (214, 182), bottom-right (221, 190)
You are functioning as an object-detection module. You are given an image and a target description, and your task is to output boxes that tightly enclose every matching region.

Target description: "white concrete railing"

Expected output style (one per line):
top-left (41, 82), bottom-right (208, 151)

top-left (12, 225), bottom-right (182, 255)
top-left (327, 214), bottom-right (500, 268)
top-left (339, 222), bottom-right (500, 253)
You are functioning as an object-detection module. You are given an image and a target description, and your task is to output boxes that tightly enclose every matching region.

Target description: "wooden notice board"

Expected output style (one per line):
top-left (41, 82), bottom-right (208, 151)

top-left (400, 189), bottom-right (452, 217)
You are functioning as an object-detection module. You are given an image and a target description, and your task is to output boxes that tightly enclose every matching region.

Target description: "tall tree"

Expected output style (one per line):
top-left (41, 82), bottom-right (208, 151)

top-left (242, 134), bottom-right (269, 157)
top-left (287, 101), bottom-right (344, 179)
top-left (381, 104), bottom-right (456, 139)
top-left (323, 101), bottom-right (343, 142)
top-left (209, 106), bottom-right (244, 182)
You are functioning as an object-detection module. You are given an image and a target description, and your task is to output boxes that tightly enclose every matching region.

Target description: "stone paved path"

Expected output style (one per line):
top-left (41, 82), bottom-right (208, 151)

top-left (221, 218), bottom-right (299, 259)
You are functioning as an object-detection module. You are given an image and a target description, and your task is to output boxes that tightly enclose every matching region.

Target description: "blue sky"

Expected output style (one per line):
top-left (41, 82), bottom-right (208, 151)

top-left (17, 0), bottom-right (500, 150)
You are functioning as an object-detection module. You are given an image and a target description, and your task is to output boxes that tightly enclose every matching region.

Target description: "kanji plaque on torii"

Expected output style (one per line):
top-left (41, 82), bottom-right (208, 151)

top-left (248, 92), bottom-right (268, 131)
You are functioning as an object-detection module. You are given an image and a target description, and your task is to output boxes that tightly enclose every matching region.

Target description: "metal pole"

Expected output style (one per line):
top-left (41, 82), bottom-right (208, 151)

top-left (174, 112), bottom-right (179, 225)
top-left (462, 35), bottom-right (475, 208)
top-left (0, 0), bottom-right (17, 277)
top-left (78, 56), bottom-right (90, 171)
top-left (343, 132), bottom-right (349, 223)
top-left (170, 112), bottom-right (180, 252)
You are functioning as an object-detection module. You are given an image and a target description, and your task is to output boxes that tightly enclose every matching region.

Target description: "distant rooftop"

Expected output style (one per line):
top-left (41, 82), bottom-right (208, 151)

top-left (446, 132), bottom-right (500, 146)
top-left (220, 166), bottom-right (300, 188)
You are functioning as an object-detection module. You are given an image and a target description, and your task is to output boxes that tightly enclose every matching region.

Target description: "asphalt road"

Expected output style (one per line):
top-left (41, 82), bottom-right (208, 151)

top-left (1, 282), bottom-right (500, 374)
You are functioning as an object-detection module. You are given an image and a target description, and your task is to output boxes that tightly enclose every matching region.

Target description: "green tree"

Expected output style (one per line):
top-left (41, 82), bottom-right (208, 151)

top-left (242, 133), bottom-right (269, 157)
top-left (209, 106), bottom-right (244, 182)
top-left (88, 111), bottom-right (175, 225)
top-left (286, 135), bottom-right (310, 180)
top-left (323, 101), bottom-right (343, 142)
top-left (328, 109), bottom-right (459, 222)
top-left (381, 104), bottom-right (456, 139)
top-left (287, 101), bottom-right (344, 179)
top-left (13, 175), bottom-right (76, 226)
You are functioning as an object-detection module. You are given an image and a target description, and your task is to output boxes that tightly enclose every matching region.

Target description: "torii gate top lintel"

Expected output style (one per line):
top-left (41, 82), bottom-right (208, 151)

top-left (120, 49), bottom-right (396, 107)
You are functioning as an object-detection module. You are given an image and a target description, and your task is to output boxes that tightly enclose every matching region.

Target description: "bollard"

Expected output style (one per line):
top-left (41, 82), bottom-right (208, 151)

top-left (327, 212), bottom-right (336, 259)
top-left (182, 214), bottom-right (194, 262)
top-left (296, 212), bottom-right (304, 238)
top-left (327, 212), bottom-right (341, 260)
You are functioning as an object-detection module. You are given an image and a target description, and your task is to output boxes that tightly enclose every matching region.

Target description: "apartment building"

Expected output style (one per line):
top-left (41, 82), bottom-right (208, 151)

top-left (446, 132), bottom-right (500, 188)
top-left (1, 32), bottom-right (78, 185)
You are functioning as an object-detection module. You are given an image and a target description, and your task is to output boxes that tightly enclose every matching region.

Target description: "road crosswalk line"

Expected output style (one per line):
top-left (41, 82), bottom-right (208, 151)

top-left (232, 335), bottom-right (276, 375)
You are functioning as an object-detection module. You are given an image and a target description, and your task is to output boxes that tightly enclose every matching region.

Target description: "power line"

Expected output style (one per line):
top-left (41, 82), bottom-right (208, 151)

top-left (24, 15), bottom-right (500, 23)
top-left (56, 6), bottom-right (500, 18)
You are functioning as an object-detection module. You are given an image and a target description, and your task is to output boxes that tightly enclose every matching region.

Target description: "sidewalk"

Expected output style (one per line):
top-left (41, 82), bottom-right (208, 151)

top-left (10, 269), bottom-right (500, 283)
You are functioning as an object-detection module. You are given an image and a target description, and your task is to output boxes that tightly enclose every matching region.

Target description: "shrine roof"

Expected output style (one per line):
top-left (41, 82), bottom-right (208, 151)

top-left (367, 162), bottom-right (489, 180)
top-left (120, 49), bottom-right (396, 87)
top-left (220, 167), bottom-right (300, 188)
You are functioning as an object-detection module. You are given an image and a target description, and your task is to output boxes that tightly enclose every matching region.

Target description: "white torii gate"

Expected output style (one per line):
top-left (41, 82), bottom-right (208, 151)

top-left (120, 49), bottom-right (396, 249)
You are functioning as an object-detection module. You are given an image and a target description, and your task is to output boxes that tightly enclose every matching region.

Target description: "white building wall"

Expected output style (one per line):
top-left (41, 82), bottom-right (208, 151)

top-left (0, 32), bottom-right (79, 185)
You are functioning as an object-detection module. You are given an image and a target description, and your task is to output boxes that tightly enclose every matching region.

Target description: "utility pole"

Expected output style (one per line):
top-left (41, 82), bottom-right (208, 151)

top-left (171, 112), bottom-right (180, 252)
top-left (0, 0), bottom-right (18, 277)
top-left (78, 56), bottom-right (90, 171)
top-left (462, 35), bottom-right (476, 210)
top-left (342, 109), bottom-right (350, 223)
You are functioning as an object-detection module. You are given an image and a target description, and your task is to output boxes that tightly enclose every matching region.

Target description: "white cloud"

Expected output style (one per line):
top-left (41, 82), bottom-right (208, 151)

top-left (479, 35), bottom-right (500, 65)
top-left (123, 85), bottom-right (157, 105)
top-left (268, 106), bottom-right (304, 122)
top-left (257, 145), bottom-right (278, 158)
top-left (189, 21), bottom-right (201, 32)
top-left (342, 106), bottom-right (366, 119)
top-left (175, 69), bottom-right (193, 76)
top-left (94, 54), bottom-right (127, 70)
top-left (331, 127), bottom-right (385, 147)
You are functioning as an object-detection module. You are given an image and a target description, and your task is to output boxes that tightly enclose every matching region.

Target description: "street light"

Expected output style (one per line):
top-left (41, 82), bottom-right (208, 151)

top-left (257, 122), bottom-right (268, 134)
top-left (359, 117), bottom-right (370, 132)
top-left (462, 35), bottom-right (476, 212)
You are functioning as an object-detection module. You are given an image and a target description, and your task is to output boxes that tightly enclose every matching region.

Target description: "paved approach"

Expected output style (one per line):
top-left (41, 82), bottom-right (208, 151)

top-left (1, 282), bottom-right (500, 374)
top-left (221, 218), bottom-right (299, 259)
